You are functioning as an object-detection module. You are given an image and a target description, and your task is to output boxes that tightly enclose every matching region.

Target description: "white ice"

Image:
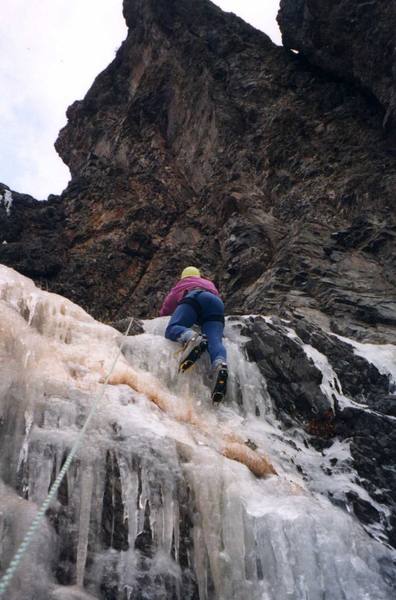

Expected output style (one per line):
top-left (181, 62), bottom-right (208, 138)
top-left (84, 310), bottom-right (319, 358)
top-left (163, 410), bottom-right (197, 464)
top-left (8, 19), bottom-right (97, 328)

top-left (0, 265), bottom-right (394, 600)
top-left (336, 334), bottom-right (396, 385)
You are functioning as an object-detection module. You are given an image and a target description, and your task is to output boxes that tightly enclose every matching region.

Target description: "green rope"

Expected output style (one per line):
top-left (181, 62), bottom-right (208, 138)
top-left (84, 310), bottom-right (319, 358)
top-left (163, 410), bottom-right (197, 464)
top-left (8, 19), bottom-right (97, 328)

top-left (0, 317), bottom-right (135, 595)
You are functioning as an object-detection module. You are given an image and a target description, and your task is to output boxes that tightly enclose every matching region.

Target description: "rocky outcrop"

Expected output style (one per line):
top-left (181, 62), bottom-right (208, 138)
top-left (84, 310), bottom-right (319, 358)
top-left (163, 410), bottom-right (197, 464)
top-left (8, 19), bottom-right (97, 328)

top-left (0, 183), bottom-right (65, 280)
top-left (0, 0), bottom-right (395, 344)
top-left (243, 316), bottom-right (396, 548)
top-left (278, 0), bottom-right (396, 130)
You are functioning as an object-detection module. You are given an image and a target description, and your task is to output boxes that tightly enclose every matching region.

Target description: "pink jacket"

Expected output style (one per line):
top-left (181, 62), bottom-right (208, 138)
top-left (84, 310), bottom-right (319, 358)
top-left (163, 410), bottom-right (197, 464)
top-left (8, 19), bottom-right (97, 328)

top-left (160, 276), bottom-right (220, 316)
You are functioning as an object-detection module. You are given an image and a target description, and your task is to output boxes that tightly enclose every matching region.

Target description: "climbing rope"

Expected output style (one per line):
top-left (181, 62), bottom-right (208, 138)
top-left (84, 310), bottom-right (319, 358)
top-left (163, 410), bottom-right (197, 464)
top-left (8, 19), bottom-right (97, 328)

top-left (0, 316), bottom-right (136, 596)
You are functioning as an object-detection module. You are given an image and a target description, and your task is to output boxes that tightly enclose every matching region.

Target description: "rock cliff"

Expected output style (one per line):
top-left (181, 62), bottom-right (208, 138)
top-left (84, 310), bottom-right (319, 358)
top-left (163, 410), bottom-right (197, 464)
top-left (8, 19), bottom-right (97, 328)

top-left (1, 0), bottom-right (395, 343)
top-left (278, 0), bottom-right (396, 130)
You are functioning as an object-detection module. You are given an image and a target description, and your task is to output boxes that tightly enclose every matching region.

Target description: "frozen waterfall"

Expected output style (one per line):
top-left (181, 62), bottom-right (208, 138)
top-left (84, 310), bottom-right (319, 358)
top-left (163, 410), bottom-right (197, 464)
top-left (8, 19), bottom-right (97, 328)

top-left (0, 265), bottom-right (394, 599)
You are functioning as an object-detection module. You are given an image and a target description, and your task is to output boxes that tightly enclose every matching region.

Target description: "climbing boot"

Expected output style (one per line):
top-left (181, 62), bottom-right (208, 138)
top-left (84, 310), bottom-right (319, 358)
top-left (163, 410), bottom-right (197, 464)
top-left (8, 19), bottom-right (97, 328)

top-left (178, 334), bottom-right (208, 373)
top-left (211, 362), bottom-right (228, 403)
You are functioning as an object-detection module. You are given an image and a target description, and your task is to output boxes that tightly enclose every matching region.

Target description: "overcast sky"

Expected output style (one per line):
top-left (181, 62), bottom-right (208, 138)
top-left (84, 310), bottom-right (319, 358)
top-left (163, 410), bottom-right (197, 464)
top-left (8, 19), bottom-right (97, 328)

top-left (0, 1), bottom-right (281, 199)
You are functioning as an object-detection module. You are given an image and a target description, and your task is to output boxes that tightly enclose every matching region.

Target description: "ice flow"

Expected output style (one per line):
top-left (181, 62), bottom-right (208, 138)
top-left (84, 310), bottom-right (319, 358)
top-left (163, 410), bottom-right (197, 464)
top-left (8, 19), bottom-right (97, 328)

top-left (0, 265), bottom-right (394, 599)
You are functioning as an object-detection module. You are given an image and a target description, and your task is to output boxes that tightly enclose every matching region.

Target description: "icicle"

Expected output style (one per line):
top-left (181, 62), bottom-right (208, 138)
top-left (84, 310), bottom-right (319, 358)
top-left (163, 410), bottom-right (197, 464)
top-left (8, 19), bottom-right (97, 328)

top-left (17, 409), bottom-right (34, 473)
top-left (27, 294), bottom-right (39, 327)
top-left (76, 464), bottom-right (94, 587)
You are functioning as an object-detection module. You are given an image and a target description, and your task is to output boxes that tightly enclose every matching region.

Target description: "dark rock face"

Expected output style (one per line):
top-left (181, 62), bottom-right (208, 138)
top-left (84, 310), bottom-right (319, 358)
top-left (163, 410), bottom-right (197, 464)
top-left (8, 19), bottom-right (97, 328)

top-left (0, 0), bottom-right (395, 344)
top-left (110, 317), bottom-right (145, 335)
top-left (244, 316), bottom-right (396, 548)
top-left (278, 0), bottom-right (396, 130)
top-left (0, 183), bottom-right (65, 281)
top-left (243, 317), bottom-right (334, 424)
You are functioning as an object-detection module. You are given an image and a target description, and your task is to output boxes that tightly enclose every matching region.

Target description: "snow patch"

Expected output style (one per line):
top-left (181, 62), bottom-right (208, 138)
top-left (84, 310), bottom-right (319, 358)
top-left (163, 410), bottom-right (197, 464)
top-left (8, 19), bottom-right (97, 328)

top-left (336, 334), bottom-right (396, 385)
top-left (0, 189), bottom-right (13, 216)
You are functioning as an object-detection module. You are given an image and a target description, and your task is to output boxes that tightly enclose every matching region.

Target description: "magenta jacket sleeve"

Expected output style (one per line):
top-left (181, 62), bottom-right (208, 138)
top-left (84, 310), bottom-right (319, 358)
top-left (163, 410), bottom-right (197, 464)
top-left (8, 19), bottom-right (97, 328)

top-left (159, 289), bottom-right (179, 316)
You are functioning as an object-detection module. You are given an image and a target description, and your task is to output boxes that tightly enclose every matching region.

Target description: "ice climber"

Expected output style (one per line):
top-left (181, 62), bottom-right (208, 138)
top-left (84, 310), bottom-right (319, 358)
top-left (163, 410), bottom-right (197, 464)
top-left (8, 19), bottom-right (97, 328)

top-left (160, 266), bottom-right (228, 402)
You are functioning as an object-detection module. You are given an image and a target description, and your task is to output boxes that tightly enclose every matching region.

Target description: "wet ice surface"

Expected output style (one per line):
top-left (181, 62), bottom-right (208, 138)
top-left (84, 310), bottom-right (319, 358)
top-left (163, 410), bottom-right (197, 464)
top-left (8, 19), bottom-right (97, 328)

top-left (0, 265), bottom-right (395, 599)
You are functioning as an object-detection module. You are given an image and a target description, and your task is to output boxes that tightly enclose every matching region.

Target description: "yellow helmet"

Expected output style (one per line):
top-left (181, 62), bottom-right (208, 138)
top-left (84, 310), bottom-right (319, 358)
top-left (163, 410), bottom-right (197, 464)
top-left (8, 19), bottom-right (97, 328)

top-left (181, 266), bottom-right (201, 279)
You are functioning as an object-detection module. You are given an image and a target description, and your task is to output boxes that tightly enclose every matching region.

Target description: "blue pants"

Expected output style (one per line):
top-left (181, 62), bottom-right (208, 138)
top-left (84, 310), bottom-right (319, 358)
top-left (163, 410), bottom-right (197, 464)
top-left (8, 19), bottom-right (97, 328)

top-left (165, 291), bottom-right (227, 365)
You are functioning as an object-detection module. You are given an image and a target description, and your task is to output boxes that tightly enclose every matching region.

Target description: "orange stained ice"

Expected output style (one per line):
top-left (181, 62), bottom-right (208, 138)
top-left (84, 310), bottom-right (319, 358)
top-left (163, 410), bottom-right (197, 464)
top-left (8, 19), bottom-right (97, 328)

top-left (0, 265), bottom-right (277, 480)
top-left (108, 366), bottom-right (277, 478)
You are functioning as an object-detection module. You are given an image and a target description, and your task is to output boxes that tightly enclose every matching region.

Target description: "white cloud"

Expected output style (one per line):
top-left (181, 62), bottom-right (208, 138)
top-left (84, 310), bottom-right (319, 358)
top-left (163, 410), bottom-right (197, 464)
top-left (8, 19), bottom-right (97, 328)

top-left (0, 0), bottom-right (280, 199)
top-left (0, 0), bottom-right (126, 198)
